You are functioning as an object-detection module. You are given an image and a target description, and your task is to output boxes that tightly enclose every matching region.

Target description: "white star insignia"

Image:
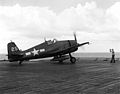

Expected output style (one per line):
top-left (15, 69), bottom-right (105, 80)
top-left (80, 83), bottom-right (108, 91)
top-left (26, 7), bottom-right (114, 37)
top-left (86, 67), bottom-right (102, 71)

top-left (31, 48), bottom-right (39, 56)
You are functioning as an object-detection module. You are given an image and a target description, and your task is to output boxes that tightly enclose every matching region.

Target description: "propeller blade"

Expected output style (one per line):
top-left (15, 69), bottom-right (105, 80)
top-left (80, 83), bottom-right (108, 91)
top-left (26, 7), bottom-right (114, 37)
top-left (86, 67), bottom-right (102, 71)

top-left (77, 42), bottom-right (89, 47)
top-left (73, 32), bottom-right (77, 42)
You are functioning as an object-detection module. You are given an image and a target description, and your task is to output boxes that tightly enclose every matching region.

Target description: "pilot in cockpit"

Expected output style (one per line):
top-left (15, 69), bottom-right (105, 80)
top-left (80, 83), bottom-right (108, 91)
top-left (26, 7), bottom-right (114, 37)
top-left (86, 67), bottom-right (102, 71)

top-left (45, 39), bottom-right (57, 45)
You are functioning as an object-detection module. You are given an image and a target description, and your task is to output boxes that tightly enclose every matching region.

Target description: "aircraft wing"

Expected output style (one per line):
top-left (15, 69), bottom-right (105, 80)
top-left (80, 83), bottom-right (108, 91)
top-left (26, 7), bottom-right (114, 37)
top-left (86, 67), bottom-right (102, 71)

top-left (77, 42), bottom-right (89, 47)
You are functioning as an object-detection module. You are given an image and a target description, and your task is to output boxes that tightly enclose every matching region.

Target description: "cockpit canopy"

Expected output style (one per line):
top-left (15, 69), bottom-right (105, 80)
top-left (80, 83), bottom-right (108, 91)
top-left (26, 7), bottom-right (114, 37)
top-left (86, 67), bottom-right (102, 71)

top-left (45, 39), bottom-right (57, 45)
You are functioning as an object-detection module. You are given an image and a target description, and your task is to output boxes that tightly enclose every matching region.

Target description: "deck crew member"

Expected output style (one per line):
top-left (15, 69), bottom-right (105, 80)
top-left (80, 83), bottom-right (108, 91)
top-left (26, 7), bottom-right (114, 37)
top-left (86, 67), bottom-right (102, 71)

top-left (110, 49), bottom-right (115, 63)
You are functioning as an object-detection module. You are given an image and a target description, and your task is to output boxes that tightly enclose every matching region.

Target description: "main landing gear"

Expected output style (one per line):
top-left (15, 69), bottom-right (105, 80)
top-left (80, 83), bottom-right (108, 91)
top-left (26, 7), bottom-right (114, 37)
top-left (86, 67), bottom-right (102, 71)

top-left (69, 53), bottom-right (76, 64)
top-left (19, 61), bottom-right (22, 65)
top-left (51, 54), bottom-right (76, 64)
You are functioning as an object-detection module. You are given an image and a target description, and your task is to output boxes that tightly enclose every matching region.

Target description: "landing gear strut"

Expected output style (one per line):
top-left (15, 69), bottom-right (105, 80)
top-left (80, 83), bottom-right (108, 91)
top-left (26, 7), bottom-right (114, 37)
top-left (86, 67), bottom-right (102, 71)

top-left (58, 55), bottom-right (64, 63)
top-left (69, 53), bottom-right (76, 64)
top-left (19, 61), bottom-right (22, 65)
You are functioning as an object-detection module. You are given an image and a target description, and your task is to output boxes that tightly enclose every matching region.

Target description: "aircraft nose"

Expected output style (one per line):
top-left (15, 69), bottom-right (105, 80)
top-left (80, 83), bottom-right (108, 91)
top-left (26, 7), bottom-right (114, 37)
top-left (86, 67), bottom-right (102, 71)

top-left (68, 40), bottom-right (77, 47)
top-left (72, 40), bottom-right (78, 46)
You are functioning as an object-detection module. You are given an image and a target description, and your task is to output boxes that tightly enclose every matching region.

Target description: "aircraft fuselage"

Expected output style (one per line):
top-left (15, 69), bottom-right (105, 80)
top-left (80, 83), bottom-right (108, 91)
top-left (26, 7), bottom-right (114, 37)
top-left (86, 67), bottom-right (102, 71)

top-left (14, 40), bottom-right (78, 61)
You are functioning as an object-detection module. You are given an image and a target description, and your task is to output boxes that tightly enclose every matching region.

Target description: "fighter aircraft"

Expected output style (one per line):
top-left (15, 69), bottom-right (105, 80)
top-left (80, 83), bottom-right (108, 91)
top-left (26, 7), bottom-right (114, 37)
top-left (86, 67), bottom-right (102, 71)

top-left (7, 33), bottom-right (89, 64)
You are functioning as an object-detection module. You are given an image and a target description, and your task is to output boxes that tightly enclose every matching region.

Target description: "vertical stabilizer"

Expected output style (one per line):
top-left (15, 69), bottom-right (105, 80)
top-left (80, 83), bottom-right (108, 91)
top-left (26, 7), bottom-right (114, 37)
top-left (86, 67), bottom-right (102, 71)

top-left (7, 42), bottom-right (20, 61)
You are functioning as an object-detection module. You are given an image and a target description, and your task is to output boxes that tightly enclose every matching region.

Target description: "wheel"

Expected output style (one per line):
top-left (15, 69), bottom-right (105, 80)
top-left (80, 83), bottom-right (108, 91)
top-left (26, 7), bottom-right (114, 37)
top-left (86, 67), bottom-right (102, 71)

top-left (70, 57), bottom-right (76, 64)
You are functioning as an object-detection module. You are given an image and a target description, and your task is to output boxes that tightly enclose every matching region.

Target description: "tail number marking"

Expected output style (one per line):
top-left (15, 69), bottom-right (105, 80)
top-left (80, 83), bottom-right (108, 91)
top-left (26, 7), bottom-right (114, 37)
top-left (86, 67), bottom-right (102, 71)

top-left (11, 47), bottom-right (18, 52)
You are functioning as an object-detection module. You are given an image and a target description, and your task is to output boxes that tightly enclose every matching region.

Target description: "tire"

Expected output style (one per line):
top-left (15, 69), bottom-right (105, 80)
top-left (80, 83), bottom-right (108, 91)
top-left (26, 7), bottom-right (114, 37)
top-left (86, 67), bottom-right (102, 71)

top-left (70, 57), bottom-right (76, 64)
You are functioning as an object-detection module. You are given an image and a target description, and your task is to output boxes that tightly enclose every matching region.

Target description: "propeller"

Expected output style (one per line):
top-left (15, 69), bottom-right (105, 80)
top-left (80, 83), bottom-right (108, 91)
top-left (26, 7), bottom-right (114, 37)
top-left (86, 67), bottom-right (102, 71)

top-left (73, 32), bottom-right (77, 42)
top-left (73, 32), bottom-right (90, 47)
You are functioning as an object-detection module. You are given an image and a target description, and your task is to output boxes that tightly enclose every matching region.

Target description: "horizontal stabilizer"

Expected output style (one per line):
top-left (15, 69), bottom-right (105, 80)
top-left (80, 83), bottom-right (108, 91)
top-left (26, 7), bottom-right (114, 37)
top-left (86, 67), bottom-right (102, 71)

top-left (10, 53), bottom-right (24, 56)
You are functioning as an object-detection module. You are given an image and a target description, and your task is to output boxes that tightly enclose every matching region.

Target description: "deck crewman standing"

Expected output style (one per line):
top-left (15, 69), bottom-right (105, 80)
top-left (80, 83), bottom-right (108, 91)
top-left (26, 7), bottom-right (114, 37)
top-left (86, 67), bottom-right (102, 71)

top-left (110, 49), bottom-right (115, 63)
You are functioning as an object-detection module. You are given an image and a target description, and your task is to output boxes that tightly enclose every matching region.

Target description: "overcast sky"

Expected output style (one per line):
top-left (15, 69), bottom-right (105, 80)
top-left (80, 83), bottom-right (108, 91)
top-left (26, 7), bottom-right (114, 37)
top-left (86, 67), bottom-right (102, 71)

top-left (0, 0), bottom-right (120, 53)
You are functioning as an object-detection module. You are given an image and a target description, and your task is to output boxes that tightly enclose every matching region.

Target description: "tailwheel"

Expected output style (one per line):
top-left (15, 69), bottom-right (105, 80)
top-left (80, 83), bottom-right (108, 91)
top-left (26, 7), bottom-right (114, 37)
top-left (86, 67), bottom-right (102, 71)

top-left (70, 57), bottom-right (76, 64)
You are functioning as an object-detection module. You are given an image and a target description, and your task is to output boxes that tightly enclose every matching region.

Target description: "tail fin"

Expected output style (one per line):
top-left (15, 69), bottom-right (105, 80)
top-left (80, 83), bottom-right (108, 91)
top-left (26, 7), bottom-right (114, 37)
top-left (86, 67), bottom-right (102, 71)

top-left (7, 42), bottom-right (21, 61)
